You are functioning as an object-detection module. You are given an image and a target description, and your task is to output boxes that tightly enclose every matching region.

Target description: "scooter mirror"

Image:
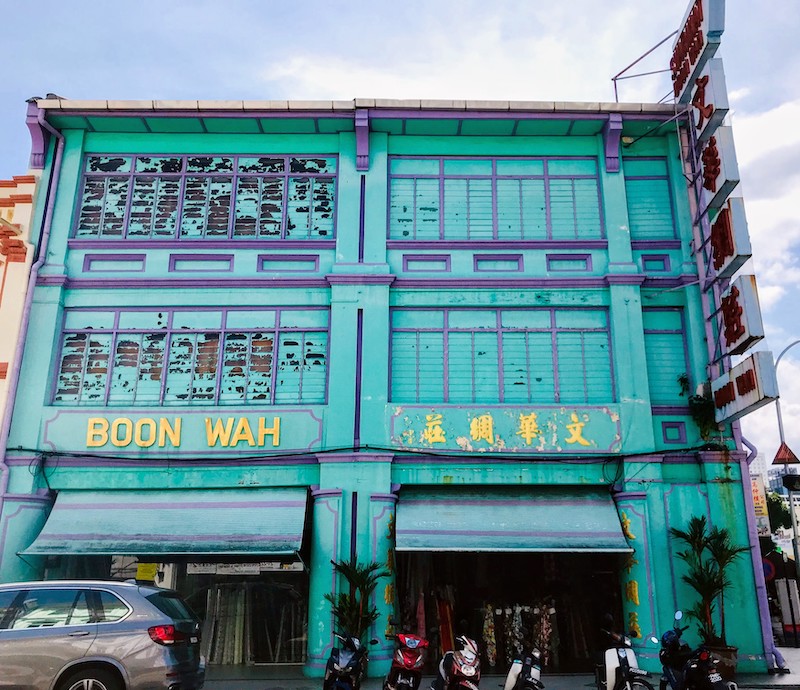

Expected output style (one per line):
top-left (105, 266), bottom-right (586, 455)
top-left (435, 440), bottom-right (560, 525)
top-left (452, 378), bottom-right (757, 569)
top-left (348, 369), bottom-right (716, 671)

top-left (370, 638), bottom-right (380, 645)
top-left (674, 610), bottom-right (683, 621)
top-left (629, 629), bottom-right (639, 638)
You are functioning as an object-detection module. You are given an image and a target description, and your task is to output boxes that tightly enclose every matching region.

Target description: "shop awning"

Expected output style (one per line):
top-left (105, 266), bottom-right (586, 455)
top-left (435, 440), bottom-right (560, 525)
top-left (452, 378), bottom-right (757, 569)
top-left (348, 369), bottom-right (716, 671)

top-left (22, 487), bottom-right (308, 556)
top-left (395, 487), bottom-right (632, 553)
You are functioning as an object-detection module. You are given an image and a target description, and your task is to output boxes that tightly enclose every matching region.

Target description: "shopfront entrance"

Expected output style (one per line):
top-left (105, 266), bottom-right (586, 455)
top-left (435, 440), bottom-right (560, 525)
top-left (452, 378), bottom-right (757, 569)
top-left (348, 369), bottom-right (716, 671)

top-left (22, 486), bottom-right (312, 667)
top-left (394, 486), bottom-right (631, 674)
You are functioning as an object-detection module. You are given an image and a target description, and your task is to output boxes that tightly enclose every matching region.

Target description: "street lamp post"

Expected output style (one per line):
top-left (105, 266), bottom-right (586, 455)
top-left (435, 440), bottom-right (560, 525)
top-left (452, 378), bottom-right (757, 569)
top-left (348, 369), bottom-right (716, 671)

top-left (775, 340), bottom-right (800, 576)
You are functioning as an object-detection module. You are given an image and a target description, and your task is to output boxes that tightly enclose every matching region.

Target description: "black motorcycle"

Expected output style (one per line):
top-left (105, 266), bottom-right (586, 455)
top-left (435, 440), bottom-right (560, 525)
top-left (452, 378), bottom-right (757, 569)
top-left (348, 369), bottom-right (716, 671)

top-left (652, 611), bottom-right (736, 690)
top-left (503, 646), bottom-right (545, 690)
top-left (323, 631), bottom-right (379, 690)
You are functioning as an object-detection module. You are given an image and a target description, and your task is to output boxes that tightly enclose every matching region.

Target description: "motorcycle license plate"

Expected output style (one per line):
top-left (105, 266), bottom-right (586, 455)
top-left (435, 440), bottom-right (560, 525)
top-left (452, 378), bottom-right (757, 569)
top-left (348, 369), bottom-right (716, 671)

top-left (708, 672), bottom-right (723, 683)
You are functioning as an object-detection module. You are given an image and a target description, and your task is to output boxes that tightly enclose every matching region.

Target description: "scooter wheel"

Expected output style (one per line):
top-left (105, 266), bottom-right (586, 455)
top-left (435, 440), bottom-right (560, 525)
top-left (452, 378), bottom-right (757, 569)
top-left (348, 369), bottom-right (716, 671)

top-left (613, 680), bottom-right (655, 690)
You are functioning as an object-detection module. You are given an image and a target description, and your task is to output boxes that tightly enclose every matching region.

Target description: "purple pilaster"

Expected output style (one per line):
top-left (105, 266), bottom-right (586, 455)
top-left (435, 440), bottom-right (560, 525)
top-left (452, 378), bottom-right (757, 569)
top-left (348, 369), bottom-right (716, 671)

top-left (603, 113), bottom-right (623, 173)
top-left (355, 109), bottom-right (369, 171)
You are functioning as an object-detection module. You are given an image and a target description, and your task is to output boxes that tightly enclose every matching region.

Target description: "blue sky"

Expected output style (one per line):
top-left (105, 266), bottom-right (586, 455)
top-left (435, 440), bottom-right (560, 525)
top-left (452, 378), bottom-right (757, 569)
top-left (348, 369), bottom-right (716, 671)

top-left (1, 0), bottom-right (798, 464)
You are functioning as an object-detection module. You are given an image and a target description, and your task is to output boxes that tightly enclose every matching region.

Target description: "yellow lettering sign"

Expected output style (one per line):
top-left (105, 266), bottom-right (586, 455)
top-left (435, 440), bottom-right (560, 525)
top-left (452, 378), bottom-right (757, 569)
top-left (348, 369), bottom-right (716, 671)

top-left (159, 417), bottom-right (181, 447)
top-left (258, 417), bottom-right (281, 446)
top-left (86, 417), bottom-right (181, 448)
top-left (205, 417), bottom-right (235, 446)
top-left (565, 412), bottom-right (592, 446)
top-left (231, 418), bottom-right (257, 446)
top-left (470, 414), bottom-right (494, 444)
top-left (86, 418), bottom-right (109, 447)
top-left (110, 418), bottom-right (133, 447)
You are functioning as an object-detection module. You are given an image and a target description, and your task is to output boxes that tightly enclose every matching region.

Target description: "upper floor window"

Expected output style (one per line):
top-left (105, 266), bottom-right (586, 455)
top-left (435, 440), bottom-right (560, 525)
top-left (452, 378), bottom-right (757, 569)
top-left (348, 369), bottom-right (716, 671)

top-left (642, 307), bottom-right (689, 404)
top-left (390, 307), bottom-right (614, 404)
top-left (623, 157), bottom-right (676, 240)
top-left (388, 157), bottom-right (604, 241)
top-left (74, 155), bottom-right (337, 241)
top-left (54, 308), bottom-right (328, 406)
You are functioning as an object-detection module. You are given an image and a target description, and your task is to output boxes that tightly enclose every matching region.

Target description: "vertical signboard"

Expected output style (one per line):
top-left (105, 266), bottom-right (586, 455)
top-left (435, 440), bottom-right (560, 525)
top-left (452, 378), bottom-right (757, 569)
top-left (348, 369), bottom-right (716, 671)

top-left (671, 0), bottom-right (726, 104)
top-left (719, 274), bottom-right (765, 357)
top-left (711, 351), bottom-right (778, 422)
top-left (691, 58), bottom-right (730, 143)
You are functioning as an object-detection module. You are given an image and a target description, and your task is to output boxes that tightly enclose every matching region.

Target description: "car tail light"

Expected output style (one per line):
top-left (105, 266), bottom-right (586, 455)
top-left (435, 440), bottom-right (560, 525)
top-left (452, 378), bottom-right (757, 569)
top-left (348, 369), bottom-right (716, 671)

top-left (699, 650), bottom-right (710, 661)
top-left (148, 624), bottom-right (190, 645)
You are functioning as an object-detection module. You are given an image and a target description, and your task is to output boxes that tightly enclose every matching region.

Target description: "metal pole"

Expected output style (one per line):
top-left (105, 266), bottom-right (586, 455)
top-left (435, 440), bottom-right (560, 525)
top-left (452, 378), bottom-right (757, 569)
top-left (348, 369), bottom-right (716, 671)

top-left (775, 341), bottom-right (800, 577)
top-left (784, 553), bottom-right (799, 648)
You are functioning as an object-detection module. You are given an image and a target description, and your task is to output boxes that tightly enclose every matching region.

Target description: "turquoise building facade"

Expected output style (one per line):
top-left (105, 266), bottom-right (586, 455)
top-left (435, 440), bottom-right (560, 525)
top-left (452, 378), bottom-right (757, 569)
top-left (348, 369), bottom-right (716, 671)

top-left (0, 97), bottom-right (769, 676)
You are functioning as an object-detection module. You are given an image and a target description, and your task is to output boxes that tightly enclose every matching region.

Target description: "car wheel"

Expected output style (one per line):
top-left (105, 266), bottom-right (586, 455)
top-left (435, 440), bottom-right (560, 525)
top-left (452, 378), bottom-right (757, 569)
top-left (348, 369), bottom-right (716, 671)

top-left (60, 668), bottom-right (122, 690)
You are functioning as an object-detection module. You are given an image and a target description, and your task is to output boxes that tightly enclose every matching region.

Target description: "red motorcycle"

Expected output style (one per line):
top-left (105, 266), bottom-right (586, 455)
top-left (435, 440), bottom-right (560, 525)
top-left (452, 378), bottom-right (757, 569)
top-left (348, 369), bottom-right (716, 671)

top-left (383, 630), bottom-right (429, 690)
top-left (431, 635), bottom-right (481, 690)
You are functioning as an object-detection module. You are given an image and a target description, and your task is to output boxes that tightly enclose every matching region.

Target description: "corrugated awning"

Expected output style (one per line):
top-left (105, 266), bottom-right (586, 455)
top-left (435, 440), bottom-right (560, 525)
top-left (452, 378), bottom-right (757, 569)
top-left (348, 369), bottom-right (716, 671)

top-left (22, 488), bottom-right (308, 556)
top-left (395, 487), bottom-right (631, 553)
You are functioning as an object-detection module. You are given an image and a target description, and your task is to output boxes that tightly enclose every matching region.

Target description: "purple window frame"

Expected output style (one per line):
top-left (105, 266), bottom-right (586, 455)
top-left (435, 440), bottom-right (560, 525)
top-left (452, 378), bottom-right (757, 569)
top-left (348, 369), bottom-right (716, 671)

top-left (168, 254), bottom-right (234, 272)
top-left (402, 254), bottom-right (451, 273)
top-left (623, 156), bottom-right (678, 240)
top-left (82, 254), bottom-right (146, 273)
top-left (258, 254), bottom-right (320, 273)
top-left (642, 306), bottom-right (690, 405)
top-left (662, 421), bottom-right (688, 444)
top-left (641, 254), bottom-right (671, 272)
top-left (71, 153), bottom-right (339, 242)
top-left (389, 306), bottom-right (615, 404)
top-left (386, 155), bottom-right (606, 243)
top-left (473, 254), bottom-right (523, 272)
top-left (51, 306), bottom-right (330, 407)
top-left (546, 253), bottom-right (592, 272)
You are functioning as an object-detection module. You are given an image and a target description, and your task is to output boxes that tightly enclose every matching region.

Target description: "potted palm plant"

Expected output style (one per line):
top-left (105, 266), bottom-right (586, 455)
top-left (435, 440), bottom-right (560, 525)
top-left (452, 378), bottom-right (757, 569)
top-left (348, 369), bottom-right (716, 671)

top-left (670, 515), bottom-right (750, 681)
top-left (324, 557), bottom-right (389, 641)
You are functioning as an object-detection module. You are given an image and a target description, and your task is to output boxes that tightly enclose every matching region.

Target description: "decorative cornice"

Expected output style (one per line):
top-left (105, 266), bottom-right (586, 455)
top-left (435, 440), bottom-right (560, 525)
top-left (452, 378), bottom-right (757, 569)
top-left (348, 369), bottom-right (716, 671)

top-left (326, 274), bottom-right (396, 286)
top-left (605, 273), bottom-right (646, 286)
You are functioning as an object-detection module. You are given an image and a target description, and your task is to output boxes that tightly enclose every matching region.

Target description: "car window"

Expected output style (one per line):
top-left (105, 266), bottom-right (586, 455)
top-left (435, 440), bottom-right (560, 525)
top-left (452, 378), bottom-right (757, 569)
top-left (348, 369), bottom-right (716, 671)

top-left (145, 591), bottom-right (196, 622)
top-left (0, 590), bottom-right (22, 629)
top-left (8, 589), bottom-right (91, 629)
top-left (94, 590), bottom-right (130, 622)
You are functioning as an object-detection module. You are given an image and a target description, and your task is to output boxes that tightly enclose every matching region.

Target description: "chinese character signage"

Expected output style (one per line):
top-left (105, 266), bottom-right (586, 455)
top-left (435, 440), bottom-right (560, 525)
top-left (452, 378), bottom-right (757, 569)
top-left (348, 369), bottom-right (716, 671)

top-left (671, 0), bottom-right (725, 104)
top-left (719, 274), bottom-right (765, 356)
top-left (751, 475), bottom-right (771, 536)
top-left (711, 351), bottom-right (778, 423)
top-left (700, 125), bottom-right (740, 213)
top-left (691, 58), bottom-right (729, 143)
top-left (389, 405), bottom-right (622, 454)
top-left (710, 197), bottom-right (751, 279)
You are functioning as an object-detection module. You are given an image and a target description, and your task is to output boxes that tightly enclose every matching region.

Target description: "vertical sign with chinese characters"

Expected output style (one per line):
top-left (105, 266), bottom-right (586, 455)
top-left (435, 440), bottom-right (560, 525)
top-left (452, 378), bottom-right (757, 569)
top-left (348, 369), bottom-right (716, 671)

top-left (691, 58), bottom-right (729, 143)
top-left (710, 197), bottom-right (752, 279)
top-left (711, 351), bottom-right (778, 422)
top-left (700, 125), bottom-right (740, 213)
top-left (671, 0), bottom-right (725, 104)
top-left (751, 475), bottom-right (772, 537)
top-left (718, 274), bottom-right (765, 357)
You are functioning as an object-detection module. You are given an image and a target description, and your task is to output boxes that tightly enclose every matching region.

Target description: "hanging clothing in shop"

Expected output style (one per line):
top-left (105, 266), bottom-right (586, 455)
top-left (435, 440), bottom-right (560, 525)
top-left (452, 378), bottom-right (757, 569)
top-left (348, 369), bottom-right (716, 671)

top-left (416, 591), bottom-right (426, 639)
top-left (482, 603), bottom-right (497, 667)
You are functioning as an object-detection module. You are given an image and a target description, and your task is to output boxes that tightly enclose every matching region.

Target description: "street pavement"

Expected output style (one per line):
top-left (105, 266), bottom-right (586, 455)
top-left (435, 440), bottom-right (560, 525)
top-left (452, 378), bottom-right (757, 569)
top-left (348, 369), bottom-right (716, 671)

top-left (201, 645), bottom-right (800, 690)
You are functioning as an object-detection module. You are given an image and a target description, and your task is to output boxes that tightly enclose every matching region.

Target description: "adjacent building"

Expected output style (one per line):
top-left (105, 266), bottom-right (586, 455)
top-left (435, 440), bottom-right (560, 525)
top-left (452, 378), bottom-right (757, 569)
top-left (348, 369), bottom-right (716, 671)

top-left (0, 87), bottom-right (772, 677)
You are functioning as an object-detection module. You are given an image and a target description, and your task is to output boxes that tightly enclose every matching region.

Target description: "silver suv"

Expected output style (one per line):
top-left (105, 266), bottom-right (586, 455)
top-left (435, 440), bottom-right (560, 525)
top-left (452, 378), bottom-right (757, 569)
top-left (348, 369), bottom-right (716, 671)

top-left (0, 579), bottom-right (205, 690)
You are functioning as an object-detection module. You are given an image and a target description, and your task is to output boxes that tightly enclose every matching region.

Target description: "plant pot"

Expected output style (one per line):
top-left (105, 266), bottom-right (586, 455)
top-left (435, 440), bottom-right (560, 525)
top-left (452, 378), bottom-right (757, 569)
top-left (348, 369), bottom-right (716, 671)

top-left (706, 644), bottom-right (737, 682)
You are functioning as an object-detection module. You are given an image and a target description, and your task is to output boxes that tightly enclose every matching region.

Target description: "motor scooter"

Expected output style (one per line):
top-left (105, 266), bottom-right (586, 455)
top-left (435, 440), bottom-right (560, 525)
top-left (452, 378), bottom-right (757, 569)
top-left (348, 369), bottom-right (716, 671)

top-left (503, 646), bottom-right (545, 690)
top-left (384, 627), bottom-right (429, 690)
top-left (651, 611), bottom-right (737, 690)
top-left (323, 631), bottom-right (379, 690)
top-left (596, 623), bottom-right (654, 690)
top-left (430, 635), bottom-right (481, 690)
